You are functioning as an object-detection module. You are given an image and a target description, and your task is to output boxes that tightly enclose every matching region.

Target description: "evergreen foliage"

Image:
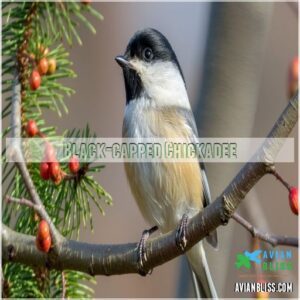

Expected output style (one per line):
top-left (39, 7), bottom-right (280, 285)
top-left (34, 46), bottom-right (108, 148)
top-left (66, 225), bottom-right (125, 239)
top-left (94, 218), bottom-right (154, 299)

top-left (2, 1), bottom-right (111, 297)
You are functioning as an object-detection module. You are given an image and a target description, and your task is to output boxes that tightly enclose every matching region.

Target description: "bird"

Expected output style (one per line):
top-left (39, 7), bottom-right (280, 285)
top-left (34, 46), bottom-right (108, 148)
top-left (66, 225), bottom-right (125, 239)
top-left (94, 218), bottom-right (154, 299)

top-left (115, 28), bottom-right (218, 298)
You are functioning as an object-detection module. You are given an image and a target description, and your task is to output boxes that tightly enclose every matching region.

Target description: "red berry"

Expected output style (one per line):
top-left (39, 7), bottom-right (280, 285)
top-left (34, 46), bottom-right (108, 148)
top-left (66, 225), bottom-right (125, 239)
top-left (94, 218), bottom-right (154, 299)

top-left (47, 58), bottom-right (57, 75)
top-left (38, 58), bottom-right (49, 75)
top-left (49, 160), bottom-right (61, 180)
top-left (69, 155), bottom-right (80, 174)
top-left (36, 235), bottom-right (51, 253)
top-left (38, 220), bottom-right (50, 239)
top-left (29, 69), bottom-right (41, 90)
top-left (290, 57), bottom-right (298, 81)
top-left (36, 220), bottom-right (51, 253)
top-left (289, 187), bottom-right (298, 215)
top-left (81, 0), bottom-right (91, 4)
top-left (44, 142), bottom-right (56, 162)
top-left (40, 162), bottom-right (50, 180)
top-left (26, 119), bottom-right (38, 137)
top-left (288, 57), bottom-right (298, 98)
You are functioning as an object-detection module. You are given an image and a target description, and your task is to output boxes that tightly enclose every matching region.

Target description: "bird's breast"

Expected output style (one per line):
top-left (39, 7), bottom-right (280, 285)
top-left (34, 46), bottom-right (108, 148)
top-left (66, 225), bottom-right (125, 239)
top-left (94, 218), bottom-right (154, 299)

top-left (122, 99), bottom-right (203, 232)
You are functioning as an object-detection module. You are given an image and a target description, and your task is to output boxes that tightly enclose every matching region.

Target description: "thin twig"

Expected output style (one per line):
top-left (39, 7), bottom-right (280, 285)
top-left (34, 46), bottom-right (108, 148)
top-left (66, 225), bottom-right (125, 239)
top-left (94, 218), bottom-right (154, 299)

top-left (269, 168), bottom-right (291, 191)
top-left (56, 163), bottom-right (90, 181)
top-left (232, 212), bottom-right (298, 247)
top-left (5, 195), bottom-right (43, 216)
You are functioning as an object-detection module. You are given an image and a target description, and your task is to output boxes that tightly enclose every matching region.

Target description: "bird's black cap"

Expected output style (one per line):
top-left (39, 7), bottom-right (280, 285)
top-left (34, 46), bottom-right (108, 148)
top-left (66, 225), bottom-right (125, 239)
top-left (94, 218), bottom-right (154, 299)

top-left (125, 28), bottom-right (183, 72)
top-left (116, 28), bottom-right (184, 104)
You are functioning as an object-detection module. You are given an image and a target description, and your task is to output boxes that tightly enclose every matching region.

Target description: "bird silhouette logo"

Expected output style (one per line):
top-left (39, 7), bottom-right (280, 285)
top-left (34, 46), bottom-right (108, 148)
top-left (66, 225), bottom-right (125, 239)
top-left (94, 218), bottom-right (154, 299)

top-left (235, 250), bottom-right (262, 269)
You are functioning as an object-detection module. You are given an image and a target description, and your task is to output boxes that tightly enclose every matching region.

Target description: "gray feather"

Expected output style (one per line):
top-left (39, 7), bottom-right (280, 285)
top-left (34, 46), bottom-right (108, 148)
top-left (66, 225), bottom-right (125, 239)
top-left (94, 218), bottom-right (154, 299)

top-left (176, 107), bottom-right (218, 248)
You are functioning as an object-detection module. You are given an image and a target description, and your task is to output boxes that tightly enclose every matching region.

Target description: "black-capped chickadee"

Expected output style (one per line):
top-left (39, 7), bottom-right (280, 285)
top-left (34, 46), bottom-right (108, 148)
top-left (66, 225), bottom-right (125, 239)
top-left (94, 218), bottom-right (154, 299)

top-left (116, 28), bottom-right (218, 298)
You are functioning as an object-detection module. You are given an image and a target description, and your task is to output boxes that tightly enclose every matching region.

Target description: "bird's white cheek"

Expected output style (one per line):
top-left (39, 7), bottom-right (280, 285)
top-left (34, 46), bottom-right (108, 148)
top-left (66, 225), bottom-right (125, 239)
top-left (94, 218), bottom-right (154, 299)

top-left (129, 59), bottom-right (147, 77)
top-left (144, 62), bottom-right (190, 108)
top-left (128, 59), bottom-right (190, 109)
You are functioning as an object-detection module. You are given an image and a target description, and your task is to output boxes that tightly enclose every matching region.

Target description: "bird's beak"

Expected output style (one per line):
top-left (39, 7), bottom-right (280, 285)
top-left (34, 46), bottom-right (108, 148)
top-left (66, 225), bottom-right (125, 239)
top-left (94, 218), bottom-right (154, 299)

top-left (115, 55), bottom-right (133, 70)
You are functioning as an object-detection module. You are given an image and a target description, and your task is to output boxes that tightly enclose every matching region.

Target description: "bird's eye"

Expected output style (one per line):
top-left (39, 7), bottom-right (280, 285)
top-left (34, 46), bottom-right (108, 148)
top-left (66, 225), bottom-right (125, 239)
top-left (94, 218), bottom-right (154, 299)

top-left (142, 48), bottom-right (153, 62)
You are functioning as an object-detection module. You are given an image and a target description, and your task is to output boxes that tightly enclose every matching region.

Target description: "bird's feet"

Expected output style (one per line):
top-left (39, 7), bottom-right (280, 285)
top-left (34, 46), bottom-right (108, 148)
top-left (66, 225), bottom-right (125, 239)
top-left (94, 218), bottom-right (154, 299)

top-left (137, 225), bottom-right (158, 276)
top-left (175, 214), bottom-right (189, 252)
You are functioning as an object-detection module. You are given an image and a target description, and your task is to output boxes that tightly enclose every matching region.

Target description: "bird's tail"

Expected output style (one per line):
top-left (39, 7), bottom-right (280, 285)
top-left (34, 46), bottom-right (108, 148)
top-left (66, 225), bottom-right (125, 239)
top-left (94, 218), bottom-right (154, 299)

top-left (186, 242), bottom-right (218, 299)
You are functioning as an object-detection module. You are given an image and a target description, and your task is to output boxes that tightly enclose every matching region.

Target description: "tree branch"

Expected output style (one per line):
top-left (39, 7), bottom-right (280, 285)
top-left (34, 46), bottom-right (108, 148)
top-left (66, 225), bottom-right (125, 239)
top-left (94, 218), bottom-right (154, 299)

top-left (8, 72), bottom-right (63, 246)
top-left (269, 169), bottom-right (291, 191)
top-left (2, 92), bottom-right (298, 276)
top-left (232, 212), bottom-right (298, 247)
top-left (5, 196), bottom-right (44, 216)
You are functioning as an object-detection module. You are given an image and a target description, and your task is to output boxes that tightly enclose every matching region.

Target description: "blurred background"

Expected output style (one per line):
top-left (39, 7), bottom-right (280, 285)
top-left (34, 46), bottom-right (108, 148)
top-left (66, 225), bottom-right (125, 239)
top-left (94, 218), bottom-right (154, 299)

top-left (43, 2), bottom-right (298, 298)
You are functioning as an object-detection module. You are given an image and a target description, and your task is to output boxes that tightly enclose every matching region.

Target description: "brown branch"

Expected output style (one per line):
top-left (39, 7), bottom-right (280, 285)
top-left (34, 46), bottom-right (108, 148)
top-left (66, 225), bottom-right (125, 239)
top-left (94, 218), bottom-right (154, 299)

top-left (269, 169), bottom-right (291, 191)
top-left (232, 212), bottom-right (298, 247)
top-left (62, 164), bottom-right (90, 181)
top-left (5, 196), bottom-right (44, 216)
top-left (2, 92), bottom-right (298, 276)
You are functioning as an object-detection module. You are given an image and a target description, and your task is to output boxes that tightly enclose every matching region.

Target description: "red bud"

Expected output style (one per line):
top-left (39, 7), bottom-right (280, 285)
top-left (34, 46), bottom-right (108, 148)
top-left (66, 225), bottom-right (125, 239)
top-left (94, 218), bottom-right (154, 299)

top-left (36, 235), bottom-right (51, 253)
top-left (69, 155), bottom-right (80, 174)
top-left (36, 220), bottom-right (51, 253)
top-left (49, 160), bottom-right (61, 181)
top-left (26, 120), bottom-right (38, 137)
top-left (288, 57), bottom-right (298, 98)
top-left (40, 162), bottom-right (50, 180)
top-left (29, 69), bottom-right (41, 91)
top-left (289, 187), bottom-right (298, 215)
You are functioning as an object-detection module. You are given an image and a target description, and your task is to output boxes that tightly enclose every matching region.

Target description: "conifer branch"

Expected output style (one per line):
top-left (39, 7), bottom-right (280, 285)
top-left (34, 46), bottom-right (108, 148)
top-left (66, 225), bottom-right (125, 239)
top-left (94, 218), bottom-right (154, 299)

top-left (9, 73), bottom-right (64, 246)
top-left (2, 2), bottom-right (105, 297)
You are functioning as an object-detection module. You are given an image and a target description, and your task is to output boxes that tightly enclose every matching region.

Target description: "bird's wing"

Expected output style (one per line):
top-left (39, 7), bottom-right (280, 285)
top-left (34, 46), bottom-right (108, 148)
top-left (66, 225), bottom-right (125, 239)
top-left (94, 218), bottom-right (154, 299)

top-left (199, 162), bottom-right (218, 248)
top-left (178, 107), bottom-right (218, 248)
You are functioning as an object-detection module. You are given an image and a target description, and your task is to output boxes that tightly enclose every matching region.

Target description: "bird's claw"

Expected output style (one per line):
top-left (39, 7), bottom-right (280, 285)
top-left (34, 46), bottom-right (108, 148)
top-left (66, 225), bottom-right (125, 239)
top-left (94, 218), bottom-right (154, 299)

top-left (176, 214), bottom-right (189, 252)
top-left (137, 225), bottom-right (158, 276)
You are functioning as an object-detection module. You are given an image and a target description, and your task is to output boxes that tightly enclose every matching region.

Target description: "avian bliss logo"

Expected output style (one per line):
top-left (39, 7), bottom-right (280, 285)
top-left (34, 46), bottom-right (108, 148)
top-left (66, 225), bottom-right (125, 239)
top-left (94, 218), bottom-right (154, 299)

top-left (235, 250), bottom-right (293, 271)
